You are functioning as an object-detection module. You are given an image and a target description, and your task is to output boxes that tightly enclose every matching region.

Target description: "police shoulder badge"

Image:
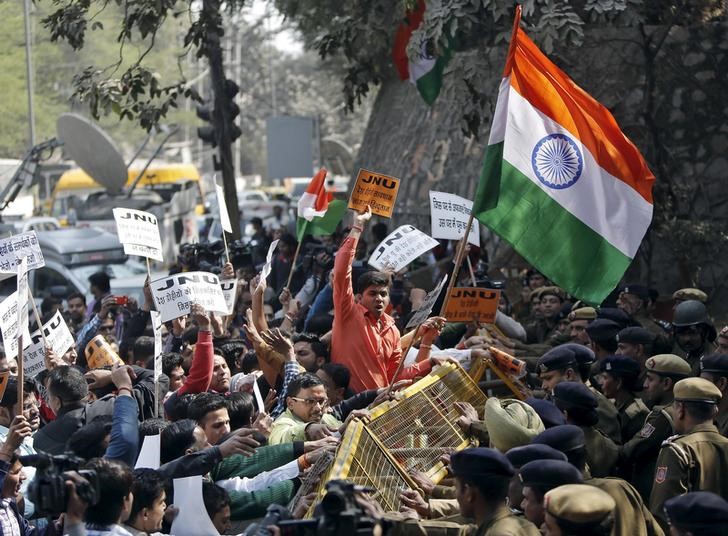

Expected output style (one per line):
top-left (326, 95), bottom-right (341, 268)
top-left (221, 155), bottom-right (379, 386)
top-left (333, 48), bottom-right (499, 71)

top-left (655, 465), bottom-right (668, 483)
top-left (639, 423), bottom-right (656, 438)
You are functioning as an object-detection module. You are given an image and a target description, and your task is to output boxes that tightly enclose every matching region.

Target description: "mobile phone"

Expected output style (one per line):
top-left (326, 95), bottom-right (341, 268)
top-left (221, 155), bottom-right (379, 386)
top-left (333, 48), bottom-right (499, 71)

top-left (114, 296), bottom-right (129, 306)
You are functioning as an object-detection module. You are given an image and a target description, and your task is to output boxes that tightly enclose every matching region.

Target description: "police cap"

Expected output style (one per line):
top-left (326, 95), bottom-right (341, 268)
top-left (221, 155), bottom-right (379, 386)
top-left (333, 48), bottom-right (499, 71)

top-left (617, 327), bottom-right (654, 346)
top-left (600, 355), bottom-right (641, 378)
top-left (519, 460), bottom-right (583, 491)
top-left (450, 447), bottom-right (515, 480)
top-left (560, 343), bottom-right (596, 366)
top-left (672, 288), bottom-right (708, 304)
top-left (525, 397), bottom-right (567, 428)
top-left (544, 484), bottom-right (615, 528)
top-left (596, 307), bottom-right (633, 328)
top-left (540, 286), bottom-right (566, 302)
top-left (701, 354), bottom-right (728, 376)
top-left (664, 491), bottom-right (728, 534)
top-left (585, 319), bottom-right (621, 345)
top-left (552, 382), bottom-right (598, 411)
top-left (533, 425), bottom-right (586, 454)
top-left (568, 307), bottom-right (597, 322)
top-left (621, 284), bottom-right (650, 301)
top-left (645, 354), bottom-right (691, 378)
top-left (506, 444), bottom-right (567, 469)
top-left (537, 346), bottom-right (577, 375)
top-left (673, 377), bottom-right (722, 403)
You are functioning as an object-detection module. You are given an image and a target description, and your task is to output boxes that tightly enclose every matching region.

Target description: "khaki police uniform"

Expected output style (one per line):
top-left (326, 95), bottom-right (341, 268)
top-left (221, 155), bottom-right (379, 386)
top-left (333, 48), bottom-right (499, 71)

top-left (594, 388), bottom-right (623, 445)
top-left (583, 426), bottom-right (619, 477)
top-left (614, 391), bottom-right (650, 443)
top-left (386, 506), bottom-right (540, 536)
top-left (586, 477), bottom-right (665, 536)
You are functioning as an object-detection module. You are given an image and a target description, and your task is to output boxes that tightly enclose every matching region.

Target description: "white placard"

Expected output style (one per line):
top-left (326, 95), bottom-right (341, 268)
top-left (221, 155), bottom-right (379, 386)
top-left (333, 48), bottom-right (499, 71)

top-left (406, 275), bottom-right (448, 330)
top-left (0, 231), bottom-right (44, 273)
top-left (220, 279), bottom-right (237, 316)
top-left (16, 256), bottom-right (28, 332)
top-left (113, 208), bottom-right (163, 250)
top-left (123, 243), bottom-right (164, 263)
top-left (135, 434), bottom-right (161, 470)
top-left (151, 311), bottom-right (163, 382)
top-left (171, 475), bottom-right (220, 536)
top-left (0, 292), bottom-right (32, 360)
top-left (368, 225), bottom-right (439, 272)
top-left (259, 239), bottom-right (279, 283)
top-left (151, 271), bottom-right (229, 323)
top-left (215, 183), bottom-right (232, 233)
top-left (253, 378), bottom-right (265, 412)
top-left (23, 311), bottom-right (74, 378)
top-left (429, 191), bottom-right (480, 246)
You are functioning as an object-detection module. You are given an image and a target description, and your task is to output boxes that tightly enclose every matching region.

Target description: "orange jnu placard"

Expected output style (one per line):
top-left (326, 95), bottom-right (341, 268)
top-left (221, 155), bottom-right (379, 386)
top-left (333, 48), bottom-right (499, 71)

top-left (348, 168), bottom-right (400, 218)
top-left (443, 288), bottom-right (500, 324)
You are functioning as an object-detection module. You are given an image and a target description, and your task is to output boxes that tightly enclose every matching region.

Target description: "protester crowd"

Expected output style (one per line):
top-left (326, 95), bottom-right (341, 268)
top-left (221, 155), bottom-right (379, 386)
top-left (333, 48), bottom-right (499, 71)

top-left (1, 204), bottom-right (728, 536)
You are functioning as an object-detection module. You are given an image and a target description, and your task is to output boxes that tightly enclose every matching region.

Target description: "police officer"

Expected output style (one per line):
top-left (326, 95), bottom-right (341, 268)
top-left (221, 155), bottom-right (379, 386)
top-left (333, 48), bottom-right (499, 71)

top-left (542, 484), bottom-right (616, 536)
top-left (585, 318), bottom-right (621, 363)
top-left (505, 444), bottom-right (569, 519)
top-left (672, 288), bottom-right (708, 307)
top-left (650, 378), bottom-right (728, 531)
top-left (388, 448), bottom-right (540, 535)
top-left (525, 287), bottom-right (566, 345)
top-left (699, 353), bottom-right (728, 436)
top-left (552, 382), bottom-right (619, 477)
top-left (672, 300), bottom-right (717, 375)
top-left (663, 491), bottom-right (728, 536)
top-left (518, 460), bottom-right (583, 527)
top-left (617, 284), bottom-right (667, 339)
top-left (620, 354), bottom-right (691, 501)
top-left (567, 306), bottom-right (596, 346)
top-left (615, 326), bottom-right (655, 374)
top-left (599, 355), bottom-right (649, 443)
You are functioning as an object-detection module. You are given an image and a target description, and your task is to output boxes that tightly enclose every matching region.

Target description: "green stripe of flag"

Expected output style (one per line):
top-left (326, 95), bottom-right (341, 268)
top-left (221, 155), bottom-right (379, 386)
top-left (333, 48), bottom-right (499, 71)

top-left (296, 199), bottom-right (347, 242)
top-left (474, 143), bottom-right (631, 305)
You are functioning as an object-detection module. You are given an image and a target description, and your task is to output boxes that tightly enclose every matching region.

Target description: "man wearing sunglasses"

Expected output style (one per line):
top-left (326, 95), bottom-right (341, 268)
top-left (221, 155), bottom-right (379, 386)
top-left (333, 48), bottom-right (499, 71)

top-left (268, 373), bottom-right (341, 445)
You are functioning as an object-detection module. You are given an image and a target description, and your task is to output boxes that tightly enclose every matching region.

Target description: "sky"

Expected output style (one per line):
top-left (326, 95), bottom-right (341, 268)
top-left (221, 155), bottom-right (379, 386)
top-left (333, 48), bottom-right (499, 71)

top-left (246, 0), bottom-right (304, 56)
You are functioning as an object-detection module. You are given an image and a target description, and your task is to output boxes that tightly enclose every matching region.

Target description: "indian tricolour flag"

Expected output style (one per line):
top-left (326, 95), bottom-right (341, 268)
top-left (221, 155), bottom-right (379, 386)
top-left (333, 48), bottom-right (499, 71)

top-left (296, 168), bottom-right (346, 241)
top-left (392, 0), bottom-right (452, 105)
top-left (472, 6), bottom-right (655, 305)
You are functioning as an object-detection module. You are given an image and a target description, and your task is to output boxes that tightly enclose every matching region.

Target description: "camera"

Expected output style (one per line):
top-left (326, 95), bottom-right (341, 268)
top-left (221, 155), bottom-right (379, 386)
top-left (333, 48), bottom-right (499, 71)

top-left (19, 453), bottom-right (100, 517)
top-left (244, 480), bottom-right (379, 536)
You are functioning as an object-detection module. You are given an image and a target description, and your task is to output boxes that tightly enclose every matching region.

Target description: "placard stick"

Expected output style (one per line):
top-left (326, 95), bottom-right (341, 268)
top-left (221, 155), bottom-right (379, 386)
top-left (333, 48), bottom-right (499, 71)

top-left (146, 257), bottom-right (152, 279)
top-left (27, 289), bottom-right (48, 348)
top-left (466, 255), bottom-right (478, 287)
top-left (439, 212), bottom-right (475, 315)
top-left (285, 238), bottom-right (304, 290)
top-left (222, 230), bottom-right (231, 264)
top-left (386, 324), bottom-right (421, 394)
top-left (16, 335), bottom-right (23, 416)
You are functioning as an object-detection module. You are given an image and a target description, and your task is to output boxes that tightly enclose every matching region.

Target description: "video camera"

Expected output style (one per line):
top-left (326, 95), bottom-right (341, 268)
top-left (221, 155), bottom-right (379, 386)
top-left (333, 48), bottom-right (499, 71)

top-left (19, 453), bottom-right (100, 517)
top-left (178, 241), bottom-right (227, 273)
top-left (243, 480), bottom-right (379, 536)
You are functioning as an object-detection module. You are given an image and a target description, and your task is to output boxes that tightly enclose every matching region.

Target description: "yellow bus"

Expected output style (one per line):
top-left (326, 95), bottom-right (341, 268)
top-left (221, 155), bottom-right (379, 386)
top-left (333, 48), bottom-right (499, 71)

top-left (47, 163), bottom-right (204, 223)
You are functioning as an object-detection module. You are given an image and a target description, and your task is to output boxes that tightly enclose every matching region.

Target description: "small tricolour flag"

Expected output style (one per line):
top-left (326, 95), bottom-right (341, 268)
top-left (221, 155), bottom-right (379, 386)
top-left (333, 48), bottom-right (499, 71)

top-left (472, 6), bottom-right (655, 306)
top-left (392, 0), bottom-right (452, 105)
top-left (296, 168), bottom-right (346, 242)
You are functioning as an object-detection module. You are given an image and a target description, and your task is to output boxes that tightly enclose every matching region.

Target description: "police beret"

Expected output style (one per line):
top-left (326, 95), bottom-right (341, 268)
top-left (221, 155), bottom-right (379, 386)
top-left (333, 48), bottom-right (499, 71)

top-left (525, 397), bottom-right (567, 428)
top-left (506, 444), bottom-right (567, 469)
top-left (537, 347), bottom-right (577, 374)
top-left (673, 377), bottom-right (722, 403)
top-left (645, 354), bottom-right (692, 378)
top-left (533, 425), bottom-right (586, 453)
top-left (568, 306), bottom-right (597, 322)
top-left (540, 286), bottom-right (566, 301)
top-left (585, 319), bottom-right (621, 344)
top-left (450, 447), bottom-right (515, 480)
top-left (519, 460), bottom-right (583, 490)
top-left (700, 354), bottom-right (728, 376)
top-left (664, 491), bottom-right (728, 532)
top-left (596, 307), bottom-right (633, 329)
top-left (544, 484), bottom-right (615, 527)
top-left (672, 288), bottom-right (708, 303)
top-left (617, 327), bottom-right (654, 346)
top-left (599, 355), bottom-right (641, 378)
top-left (552, 382), bottom-right (598, 411)
top-left (621, 284), bottom-right (650, 301)
top-left (484, 398), bottom-right (545, 452)
top-left (560, 343), bottom-right (596, 366)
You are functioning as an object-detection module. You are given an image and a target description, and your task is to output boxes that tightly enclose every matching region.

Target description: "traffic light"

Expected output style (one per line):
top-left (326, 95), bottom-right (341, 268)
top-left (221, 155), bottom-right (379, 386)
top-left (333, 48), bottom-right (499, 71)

top-left (196, 101), bottom-right (217, 147)
top-left (223, 79), bottom-right (241, 142)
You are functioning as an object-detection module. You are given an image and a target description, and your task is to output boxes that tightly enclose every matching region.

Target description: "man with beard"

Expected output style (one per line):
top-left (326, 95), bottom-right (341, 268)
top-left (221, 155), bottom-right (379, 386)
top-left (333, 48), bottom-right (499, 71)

top-left (567, 307), bottom-right (596, 346)
top-left (672, 300), bottom-right (717, 375)
top-left (619, 354), bottom-right (691, 501)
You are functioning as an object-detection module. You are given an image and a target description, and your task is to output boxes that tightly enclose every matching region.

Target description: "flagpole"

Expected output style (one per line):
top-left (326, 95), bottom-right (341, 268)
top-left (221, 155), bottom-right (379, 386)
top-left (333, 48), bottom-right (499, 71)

top-left (285, 223), bottom-right (306, 290)
top-left (466, 254), bottom-right (478, 287)
top-left (222, 230), bottom-right (230, 264)
top-left (16, 335), bottom-right (24, 416)
top-left (439, 211), bottom-right (475, 316)
top-left (145, 257), bottom-right (152, 279)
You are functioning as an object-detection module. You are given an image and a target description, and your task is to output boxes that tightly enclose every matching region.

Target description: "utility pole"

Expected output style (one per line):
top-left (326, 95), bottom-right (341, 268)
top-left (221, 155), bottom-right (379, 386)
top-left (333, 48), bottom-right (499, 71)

top-left (200, 0), bottom-right (242, 239)
top-left (23, 0), bottom-right (36, 148)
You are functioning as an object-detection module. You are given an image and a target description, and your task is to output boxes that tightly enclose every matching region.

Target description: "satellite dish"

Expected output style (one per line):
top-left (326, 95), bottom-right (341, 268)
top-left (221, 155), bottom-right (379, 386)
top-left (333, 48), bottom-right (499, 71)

top-left (56, 113), bottom-right (128, 194)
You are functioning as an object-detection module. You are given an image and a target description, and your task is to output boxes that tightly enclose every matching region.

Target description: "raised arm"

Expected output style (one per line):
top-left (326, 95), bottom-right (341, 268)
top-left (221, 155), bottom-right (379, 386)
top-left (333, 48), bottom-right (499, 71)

top-left (333, 206), bottom-right (372, 318)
